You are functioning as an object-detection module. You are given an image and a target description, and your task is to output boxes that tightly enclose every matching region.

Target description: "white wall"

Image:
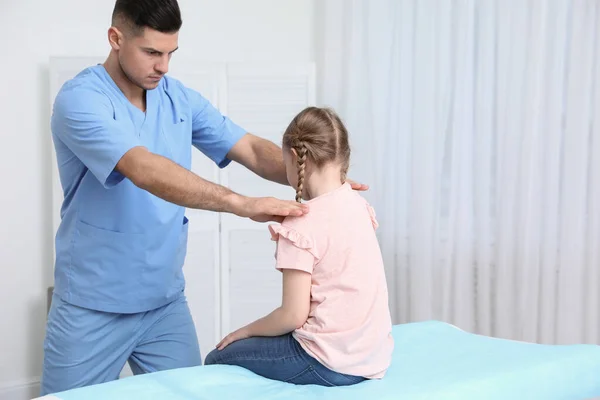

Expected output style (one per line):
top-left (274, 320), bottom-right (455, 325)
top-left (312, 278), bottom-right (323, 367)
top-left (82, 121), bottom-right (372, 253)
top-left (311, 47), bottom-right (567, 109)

top-left (0, 0), bottom-right (315, 398)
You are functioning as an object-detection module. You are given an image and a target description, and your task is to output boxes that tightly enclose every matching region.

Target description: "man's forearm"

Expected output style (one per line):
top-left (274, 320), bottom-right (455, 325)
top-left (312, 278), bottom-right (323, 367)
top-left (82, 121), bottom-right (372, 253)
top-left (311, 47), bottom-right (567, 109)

top-left (119, 147), bottom-right (244, 214)
top-left (251, 138), bottom-right (289, 185)
top-left (228, 134), bottom-right (289, 186)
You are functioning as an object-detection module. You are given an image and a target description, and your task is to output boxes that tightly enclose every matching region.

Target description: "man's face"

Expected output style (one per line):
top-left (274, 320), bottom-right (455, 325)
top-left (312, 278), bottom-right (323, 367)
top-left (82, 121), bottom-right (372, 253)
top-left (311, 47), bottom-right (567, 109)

top-left (117, 27), bottom-right (179, 90)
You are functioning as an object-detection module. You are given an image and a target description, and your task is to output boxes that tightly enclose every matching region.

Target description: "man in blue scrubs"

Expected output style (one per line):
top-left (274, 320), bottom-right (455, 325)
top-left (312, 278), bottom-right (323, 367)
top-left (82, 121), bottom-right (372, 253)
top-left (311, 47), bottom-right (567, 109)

top-left (41, 0), bottom-right (367, 395)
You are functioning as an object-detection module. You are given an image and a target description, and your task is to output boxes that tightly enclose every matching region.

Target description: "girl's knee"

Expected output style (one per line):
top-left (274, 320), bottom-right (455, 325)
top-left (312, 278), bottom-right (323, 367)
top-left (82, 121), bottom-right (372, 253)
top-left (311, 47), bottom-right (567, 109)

top-left (204, 349), bottom-right (220, 365)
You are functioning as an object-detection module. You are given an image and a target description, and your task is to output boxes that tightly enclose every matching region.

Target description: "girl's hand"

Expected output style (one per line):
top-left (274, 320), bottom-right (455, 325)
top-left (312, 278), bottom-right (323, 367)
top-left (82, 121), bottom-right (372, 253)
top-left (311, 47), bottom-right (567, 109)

top-left (216, 327), bottom-right (251, 350)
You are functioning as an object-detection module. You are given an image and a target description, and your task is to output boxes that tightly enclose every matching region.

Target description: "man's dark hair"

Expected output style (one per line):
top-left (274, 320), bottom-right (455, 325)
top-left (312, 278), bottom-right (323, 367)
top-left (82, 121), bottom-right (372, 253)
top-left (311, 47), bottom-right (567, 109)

top-left (112, 0), bottom-right (182, 35)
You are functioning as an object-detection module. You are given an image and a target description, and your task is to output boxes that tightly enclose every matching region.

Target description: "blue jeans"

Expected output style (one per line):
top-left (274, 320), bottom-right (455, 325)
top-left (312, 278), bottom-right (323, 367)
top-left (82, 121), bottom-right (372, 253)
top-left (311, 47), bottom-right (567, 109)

top-left (204, 333), bottom-right (365, 387)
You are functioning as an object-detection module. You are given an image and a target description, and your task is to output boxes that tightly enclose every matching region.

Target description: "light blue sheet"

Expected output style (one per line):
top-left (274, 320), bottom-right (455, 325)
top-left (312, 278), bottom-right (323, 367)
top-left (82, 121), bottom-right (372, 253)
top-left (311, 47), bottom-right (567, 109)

top-left (50, 321), bottom-right (600, 400)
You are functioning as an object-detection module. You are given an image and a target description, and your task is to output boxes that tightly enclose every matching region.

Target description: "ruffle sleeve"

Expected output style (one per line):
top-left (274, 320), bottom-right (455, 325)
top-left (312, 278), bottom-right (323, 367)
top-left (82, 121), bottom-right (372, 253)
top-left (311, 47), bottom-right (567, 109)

top-left (268, 224), bottom-right (314, 250)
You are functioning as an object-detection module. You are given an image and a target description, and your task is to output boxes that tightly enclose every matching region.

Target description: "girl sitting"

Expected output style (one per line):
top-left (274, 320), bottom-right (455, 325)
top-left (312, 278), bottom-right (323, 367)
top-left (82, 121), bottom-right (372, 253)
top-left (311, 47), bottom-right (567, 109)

top-left (205, 106), bottom-right (394, 387)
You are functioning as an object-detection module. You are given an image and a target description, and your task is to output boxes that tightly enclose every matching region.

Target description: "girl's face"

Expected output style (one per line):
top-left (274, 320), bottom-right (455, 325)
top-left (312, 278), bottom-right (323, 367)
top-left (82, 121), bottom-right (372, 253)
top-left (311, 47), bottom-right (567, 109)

top-left (283, 147), bottom-right (299, 190)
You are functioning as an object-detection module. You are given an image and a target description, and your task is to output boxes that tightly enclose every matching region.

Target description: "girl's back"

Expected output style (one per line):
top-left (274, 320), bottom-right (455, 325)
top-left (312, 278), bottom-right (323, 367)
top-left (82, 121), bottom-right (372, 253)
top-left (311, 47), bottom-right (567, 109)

top-left (206, 106), bottom-right (393, 386)
top-left (270, 182), bottom-right (394, 379)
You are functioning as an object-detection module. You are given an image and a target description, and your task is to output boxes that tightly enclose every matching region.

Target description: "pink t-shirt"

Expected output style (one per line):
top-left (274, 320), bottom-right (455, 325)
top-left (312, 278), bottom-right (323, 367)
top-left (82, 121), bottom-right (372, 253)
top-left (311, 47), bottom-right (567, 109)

top-left (268, 183), bottom-right (394, 379)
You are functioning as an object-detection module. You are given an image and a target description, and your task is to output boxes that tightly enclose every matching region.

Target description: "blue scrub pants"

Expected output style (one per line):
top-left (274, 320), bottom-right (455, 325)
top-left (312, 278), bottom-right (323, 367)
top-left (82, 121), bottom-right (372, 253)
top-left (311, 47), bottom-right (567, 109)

top-left (40, 293), bottom-right (201, 396)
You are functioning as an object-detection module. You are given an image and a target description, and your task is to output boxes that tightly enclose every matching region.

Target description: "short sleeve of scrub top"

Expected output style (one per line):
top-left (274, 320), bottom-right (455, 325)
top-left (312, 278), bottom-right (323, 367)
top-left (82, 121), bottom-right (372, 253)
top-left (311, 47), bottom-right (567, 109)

top-left (184, 86), bottom-right (247, 168)
top-left (51, 86), bottom-right (141, 188)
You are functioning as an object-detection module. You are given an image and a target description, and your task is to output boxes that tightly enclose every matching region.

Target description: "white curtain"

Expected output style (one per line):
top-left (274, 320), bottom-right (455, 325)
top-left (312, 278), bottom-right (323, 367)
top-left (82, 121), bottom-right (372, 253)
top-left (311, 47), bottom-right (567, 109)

top-left (316, 0), bottom-right (600, 345)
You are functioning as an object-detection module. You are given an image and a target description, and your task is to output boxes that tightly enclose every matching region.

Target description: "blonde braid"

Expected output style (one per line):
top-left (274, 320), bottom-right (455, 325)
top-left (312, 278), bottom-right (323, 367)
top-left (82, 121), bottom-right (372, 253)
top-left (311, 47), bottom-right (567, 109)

top-left (296, 143), bottom-right (307, 203)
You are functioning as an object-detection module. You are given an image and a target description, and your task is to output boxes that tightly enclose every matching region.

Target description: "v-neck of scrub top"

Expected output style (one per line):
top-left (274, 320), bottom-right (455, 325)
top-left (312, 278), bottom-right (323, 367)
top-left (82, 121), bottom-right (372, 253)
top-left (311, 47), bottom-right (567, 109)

top-left (96, 64), bottom-right (157, 136)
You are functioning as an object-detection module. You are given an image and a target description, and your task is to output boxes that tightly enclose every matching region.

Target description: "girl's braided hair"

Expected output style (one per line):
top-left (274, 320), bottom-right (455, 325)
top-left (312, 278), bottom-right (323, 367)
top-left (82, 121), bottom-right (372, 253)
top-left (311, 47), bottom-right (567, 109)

top-left (282, 107), bottom-right (350, 203)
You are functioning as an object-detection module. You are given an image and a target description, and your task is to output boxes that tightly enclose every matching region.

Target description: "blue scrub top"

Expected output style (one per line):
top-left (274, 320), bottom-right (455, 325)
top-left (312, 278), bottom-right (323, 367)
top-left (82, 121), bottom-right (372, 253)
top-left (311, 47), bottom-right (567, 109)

top-left (51, 65), bottom-right (246, 313)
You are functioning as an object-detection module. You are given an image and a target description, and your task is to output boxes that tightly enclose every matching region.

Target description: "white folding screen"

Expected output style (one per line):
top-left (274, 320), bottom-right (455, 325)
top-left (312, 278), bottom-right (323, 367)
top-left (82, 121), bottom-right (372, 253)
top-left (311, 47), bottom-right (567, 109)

top-left (48, 57), bottom-right (316, 360)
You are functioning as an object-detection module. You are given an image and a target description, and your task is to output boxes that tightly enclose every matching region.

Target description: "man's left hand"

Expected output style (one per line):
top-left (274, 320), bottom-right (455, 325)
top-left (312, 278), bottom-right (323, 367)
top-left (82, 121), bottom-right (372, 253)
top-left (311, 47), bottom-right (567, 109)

top-left (347, 179), bottom-right (369, 191)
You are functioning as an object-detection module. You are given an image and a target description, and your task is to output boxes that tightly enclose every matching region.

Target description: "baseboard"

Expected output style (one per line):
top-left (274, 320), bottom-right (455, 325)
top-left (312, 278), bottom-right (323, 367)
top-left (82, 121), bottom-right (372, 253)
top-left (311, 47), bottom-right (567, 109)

top-left (0, 378), bottom-right (41, 400)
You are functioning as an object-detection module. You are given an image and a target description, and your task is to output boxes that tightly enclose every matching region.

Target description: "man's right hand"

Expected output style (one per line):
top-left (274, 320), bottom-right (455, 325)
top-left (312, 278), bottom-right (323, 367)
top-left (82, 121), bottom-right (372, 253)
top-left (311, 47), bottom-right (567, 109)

top-left (233, 196), bottom-right (309, 223)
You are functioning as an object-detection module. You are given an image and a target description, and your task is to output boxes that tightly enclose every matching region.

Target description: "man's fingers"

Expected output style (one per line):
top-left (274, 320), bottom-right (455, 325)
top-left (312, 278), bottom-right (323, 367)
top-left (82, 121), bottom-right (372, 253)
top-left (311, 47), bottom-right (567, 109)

top-left (346, 179), bottom-right (369, 191)
top-left (285, 201), bottom-right (308, 213)
top-left (281, 207), bottom-right (306, 217)
top-left (351, 183), bottom-right (369, 191)
top-left (248, 198), bottom-right (309, 222)
top-left (265, 200), bottom-right (308, 217)
top-left (287, 208), bottom-right (301, 216)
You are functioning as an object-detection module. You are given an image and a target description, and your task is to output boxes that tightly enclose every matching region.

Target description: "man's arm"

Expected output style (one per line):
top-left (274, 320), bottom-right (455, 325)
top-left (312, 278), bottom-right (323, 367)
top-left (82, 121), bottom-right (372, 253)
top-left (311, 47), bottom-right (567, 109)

top-left (116, 146), bottom-right (306, 219)
top-left (226, 133), bottom-right (289, 185)
top-left (184, 82), bottom-right (368, 191)
top-left (52, 84), bottom-right (307, 221)
top-left (227, 133), bottom-right (371, 191)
